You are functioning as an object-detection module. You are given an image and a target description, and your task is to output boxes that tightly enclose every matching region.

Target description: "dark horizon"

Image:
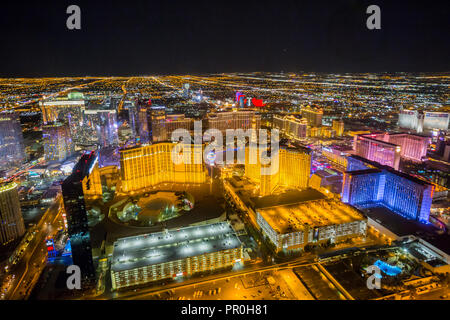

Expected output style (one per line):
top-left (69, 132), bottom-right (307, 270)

top-left (1, 0), bottom-right (449, 77)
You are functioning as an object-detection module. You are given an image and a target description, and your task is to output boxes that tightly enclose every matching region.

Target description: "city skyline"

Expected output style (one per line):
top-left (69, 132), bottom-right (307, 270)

top-left (0, 71), bottom-right (448, 303)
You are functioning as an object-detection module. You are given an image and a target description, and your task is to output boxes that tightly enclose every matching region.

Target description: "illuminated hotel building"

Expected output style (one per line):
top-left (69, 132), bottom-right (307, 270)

top-left (0, 112), bottom-right (26, 170)
top-left (332, 119), bottom-right (345, 137)
top-left (255, 193), bottom-right (366, 252)
top-left (423, 111), bottom-right (450, 131)
top-left (207, 110), bottom-right (261, 135)
top-left (245, 145), bottom-right (311, 196)
top-left (312, 126), bottom-right (335, 138)
top-left (111, 222), bottom-right (243, 290)
top-left (273, 115), bottom-right (307, 140)
top-left (62, 151), bottom-right (102, 287)
top-left (0, 183), bottom-right (25, 245)
top-left (40, 99), bottom-right (85, 142)
top-left (301, 105), bottom-right (323, 127)
top-left (166, 114), bottom-right (193, 136)
top-left (385, 133), bottom-right (430, 162)
top-left (151, 114), bottom-right (193, 142)
top-left (398, 109), bottom-right (422, 132)
top-left (136, 106), bottom-right (150, 144)
top-left (83, 109), bottom-right (119, 147)
top-left (40, 99), bottom-right (85, 124)
top-left (120, 143), bottom-right (207, 193)
top-left (42, 122), bottom-right (75, 161)
top-left (342, 156), bottom-right (434, 224)
top-left (354, 133), bottom-right (430, 169)
top-left (399, 109), bottom-right (449, 132)
top-left (321, 146), bottom-right (352, 170)
top-left (150, 109), bottom-right (166, 142)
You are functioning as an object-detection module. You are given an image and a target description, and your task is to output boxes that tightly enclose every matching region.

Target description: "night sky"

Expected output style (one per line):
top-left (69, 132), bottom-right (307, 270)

top-left (1, 0), bottom-right (449, 77)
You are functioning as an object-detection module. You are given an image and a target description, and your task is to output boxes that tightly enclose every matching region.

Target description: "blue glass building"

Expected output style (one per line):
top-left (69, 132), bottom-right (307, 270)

top-left (342, 156), bottom-right (433, 224)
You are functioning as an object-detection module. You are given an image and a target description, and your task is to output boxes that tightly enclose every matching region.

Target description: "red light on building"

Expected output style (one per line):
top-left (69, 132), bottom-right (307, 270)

top-left (251, 98), bottom-right (265, 107)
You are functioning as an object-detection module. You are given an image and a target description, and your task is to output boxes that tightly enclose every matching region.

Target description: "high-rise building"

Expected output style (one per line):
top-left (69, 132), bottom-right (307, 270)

top-left (332, 119), bottom-right (345, 137)
top-left (166, 114), bottom-right (193, 138)
top-left (150, 112), bottom-right (193, 143)
top-left (0, 182), bottom-right (25, 245)
top-left (354, 133), bottom-right (430, 169)
top-left (273, 115), bottom-right (307, 140)
top-left (83, 109), bottom-right (119, 147)
top-left (342, 155), bottom-right (434, 224)
top-left (245, 145), bottom-right (311, 196)
top-left (319, 126), bottom-right (336, 138)
top-left (354, 133), bottom-right (402, 170)
top-left (40, 99), bottom-right (85, 141)
top-left (150, 108), bottom-right (166, 142)
top-left (423, 111), bottom-right (450, 131)
top-left (42, 122), bottom-right (75, 161)
top-left (123, 102), bottom-right (138, 141)
top-left (119, 143), bottom-right (207, 193)
top-left (398, 109), bottom-right (449, 132)
top-left (136, 106), bottom-right (150, 144)
top-left (62, 151), bottom-right (102, 288)
top-left (40, 99), bottom-right (85, 124)
top-left (235, 93), bottom-right (246, 108)
top-left (301, 105), bottom-right (323, 127)
top-left (0, 112), bottom-right (26, 170)
top-left (321, 145), bottom-right (352, 169)
top-left (398, 109), bottom-right (421, 131)
top-left (384, 133), bottom-right (430, 162)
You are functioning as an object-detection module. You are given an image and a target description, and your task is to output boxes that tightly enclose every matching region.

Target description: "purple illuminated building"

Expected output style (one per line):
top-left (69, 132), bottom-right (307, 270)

top-left (342, 156), bottom-right (434, 224)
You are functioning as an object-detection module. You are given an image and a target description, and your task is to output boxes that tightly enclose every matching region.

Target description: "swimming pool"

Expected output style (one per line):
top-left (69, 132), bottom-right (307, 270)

top-left (374, 260), bottom-right (402, 276)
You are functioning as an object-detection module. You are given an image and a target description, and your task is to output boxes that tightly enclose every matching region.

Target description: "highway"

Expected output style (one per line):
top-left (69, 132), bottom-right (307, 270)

top-left (4, 195), bottom-right (64, 300)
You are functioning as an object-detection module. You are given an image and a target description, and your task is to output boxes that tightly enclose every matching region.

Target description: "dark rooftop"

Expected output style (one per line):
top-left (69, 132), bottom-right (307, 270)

top-left (364, 205), bottom-right (450, 255)
top-left (250, 188), bottom-right (325, 209)
top-left (347, 155), bottom-right (432, 187)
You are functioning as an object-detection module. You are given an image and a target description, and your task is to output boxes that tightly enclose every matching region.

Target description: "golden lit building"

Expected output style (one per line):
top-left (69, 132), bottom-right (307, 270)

top-left (321, 126), bottom-right (336, 138)
top-left (244, 146), bottom-right (311, 196)
top-left (152, 114), bottom-right (193, 142)
top-left (307, 126), bottom-right (321, 137)
top-left (207, 109), bottom-right (261, 135)
top-left (273, 115), bottom-right (308, 140)
top-left (256, 196), bottom-right (367, 251)
top-left (0, 182), bottom-right (25, 245)
top-left (81, 155), bottom-right (103, 200)
top-left (348, 130), bottom-right (371, 137)
top-left (301, 105), bottom-right (323, 127)
top-left (321, 146), bottom-right (352, 170)
top-left (120, 142), bottom-right (207, 193)
top-left (332, 119), bottom-right (345, 137)
top-left (40, 99), bottom-right (85, 124)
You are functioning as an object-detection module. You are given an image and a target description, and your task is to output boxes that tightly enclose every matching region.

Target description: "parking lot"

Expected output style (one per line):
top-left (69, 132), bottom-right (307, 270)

top-left (141, 269), bottom-right (314, 300)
